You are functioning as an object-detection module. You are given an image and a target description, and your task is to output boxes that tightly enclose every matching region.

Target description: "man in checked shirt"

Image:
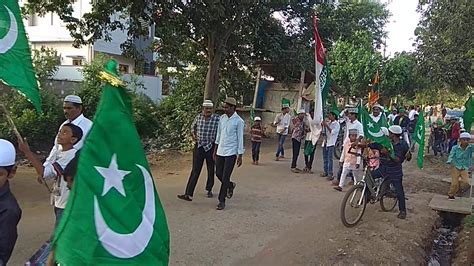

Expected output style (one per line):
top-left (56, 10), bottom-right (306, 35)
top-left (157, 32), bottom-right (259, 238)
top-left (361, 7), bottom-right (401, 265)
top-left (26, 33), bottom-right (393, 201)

top-left (178, 100), bottom-right (220, 201)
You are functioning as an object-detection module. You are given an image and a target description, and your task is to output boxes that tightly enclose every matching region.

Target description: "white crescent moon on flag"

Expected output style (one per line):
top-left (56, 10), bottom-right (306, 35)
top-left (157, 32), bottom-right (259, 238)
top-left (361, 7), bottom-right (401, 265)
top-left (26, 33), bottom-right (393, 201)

top-left (0, 5), bottom-right (18, 54)
top-left (368, 129), bottom-right (384, 138)
top-left (94, 164), bottom-right (155, 258)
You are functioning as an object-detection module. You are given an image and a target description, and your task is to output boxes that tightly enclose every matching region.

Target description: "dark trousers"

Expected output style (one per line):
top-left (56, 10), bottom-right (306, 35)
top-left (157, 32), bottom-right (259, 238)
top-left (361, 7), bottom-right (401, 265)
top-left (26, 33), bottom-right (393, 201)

top-left (322, 145), bottom-right (335, 175)
top-left (448, 139), bottom-right (457, 153)
top-left (276, 133), bottom-right (287, 157)
top-left (372, 167), bottom-right (406, 212)
top-left (433, 139), bottom-right (445, 156)
top-left (184, 145), bottom-right (215, 196)
top-left (291, 138), bottom-right (302, 169)
top-left (304, 140), bottom-right (316, 169)
top-left (252, 141), bottom-right (261, 162)
top-left (216, 155), bottom-right (237, 203)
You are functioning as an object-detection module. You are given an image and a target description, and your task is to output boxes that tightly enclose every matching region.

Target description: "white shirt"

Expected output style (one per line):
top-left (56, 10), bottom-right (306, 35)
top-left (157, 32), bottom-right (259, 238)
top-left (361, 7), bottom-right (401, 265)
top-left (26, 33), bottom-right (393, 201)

top-left (344, 119), bottom-right (364, 143)
top-left (274, 113), bottom-right (291, 135)
top-left (45, 114), bottom-right (93, 164)
top-left (369, 113), bottom-right (381, 123)
top-left (215, 112), bottom-right (245, 156)
top-left (388, 113), bottom-right (398, 123)
top-left (322, 120), bottom-right (340, 147)
top-left (43, 148), bottom-right (77, 209)
top-left (408, 109), bottom-right (418, 121)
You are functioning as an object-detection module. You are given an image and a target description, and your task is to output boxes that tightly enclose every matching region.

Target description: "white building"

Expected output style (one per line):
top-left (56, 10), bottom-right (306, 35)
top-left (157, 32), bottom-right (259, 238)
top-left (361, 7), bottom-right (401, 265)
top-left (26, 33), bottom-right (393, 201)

top-left (21, 0), bottom-right (162, 102)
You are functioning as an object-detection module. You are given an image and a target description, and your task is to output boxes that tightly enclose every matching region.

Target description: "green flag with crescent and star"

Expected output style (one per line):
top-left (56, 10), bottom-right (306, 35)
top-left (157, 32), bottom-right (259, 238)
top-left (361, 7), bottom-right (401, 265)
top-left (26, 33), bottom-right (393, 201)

top-left (359, 104), bottom-right (393, 152)
top-left (0, 0), bottom-right (41, 112)
top-left (413, 109), bottom-right (426, 169)
top-left (53, 60), bottom-right (169, 265)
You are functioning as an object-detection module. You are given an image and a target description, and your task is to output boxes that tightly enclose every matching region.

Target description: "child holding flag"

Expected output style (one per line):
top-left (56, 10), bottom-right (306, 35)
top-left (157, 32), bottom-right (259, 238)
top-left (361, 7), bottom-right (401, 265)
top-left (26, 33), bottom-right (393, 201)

top-left (334, 129), bottom-right (362, 191)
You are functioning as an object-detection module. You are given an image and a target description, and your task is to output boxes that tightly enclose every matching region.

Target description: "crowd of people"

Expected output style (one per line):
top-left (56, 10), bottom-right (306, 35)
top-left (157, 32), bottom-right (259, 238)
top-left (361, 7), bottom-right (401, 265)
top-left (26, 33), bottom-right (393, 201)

top-left (1, 96), bottom-right (472, 265)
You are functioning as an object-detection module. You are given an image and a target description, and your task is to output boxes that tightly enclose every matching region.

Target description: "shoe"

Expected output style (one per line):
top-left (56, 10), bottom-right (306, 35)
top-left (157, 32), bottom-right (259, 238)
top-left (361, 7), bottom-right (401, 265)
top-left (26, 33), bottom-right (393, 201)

top-left (291, 168), bottom-right (302, 173)
top-left (255, 161), bottom-right (259, 165)
top-left (280, 156), bottom-right (285, 159)
top-left (332, 180), bottom-right (339, 186)
top-left (252, 161), bottom-right (256, 165)
top-left (333, 186), bottom-right (343, 192)
top-left (326, 176), bottom-right (334, 181)
top-left (397, 211), bottom-right (407, 219)
top-left (320, 173), bottom-right (328, 177)
top-left (227, 182), bottom-right (236, 199)
top-left (275, 157), bottom-right (280, 161)
top-left (448, 195), bottom-right (455, 201)
top-left (216, 202), bottom-right (226, 210)
top-left (177, 194), bottom-right (192, 201)
top-left (207, 191), bottom-right (213, 198)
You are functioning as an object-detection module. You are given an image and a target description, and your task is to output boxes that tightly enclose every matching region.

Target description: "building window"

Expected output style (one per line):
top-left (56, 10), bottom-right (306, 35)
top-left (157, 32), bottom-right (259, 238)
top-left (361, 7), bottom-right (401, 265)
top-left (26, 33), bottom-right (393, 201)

top-left (72, 59), bottom-right (83, 66)
top-left (119, 64), bottom-right (129, 74)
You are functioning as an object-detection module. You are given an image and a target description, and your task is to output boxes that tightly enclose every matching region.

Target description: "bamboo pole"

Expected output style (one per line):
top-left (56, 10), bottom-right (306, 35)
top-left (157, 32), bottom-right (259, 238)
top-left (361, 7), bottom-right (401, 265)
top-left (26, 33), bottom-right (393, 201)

top-left (0, 103), bottom-right (23, 143)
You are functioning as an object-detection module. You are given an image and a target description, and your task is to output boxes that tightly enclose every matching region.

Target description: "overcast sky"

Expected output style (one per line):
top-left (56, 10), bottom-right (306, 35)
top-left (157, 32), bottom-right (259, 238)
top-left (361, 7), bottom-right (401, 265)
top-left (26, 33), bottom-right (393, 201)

top-left (383, 0), bottom-right (421, 56)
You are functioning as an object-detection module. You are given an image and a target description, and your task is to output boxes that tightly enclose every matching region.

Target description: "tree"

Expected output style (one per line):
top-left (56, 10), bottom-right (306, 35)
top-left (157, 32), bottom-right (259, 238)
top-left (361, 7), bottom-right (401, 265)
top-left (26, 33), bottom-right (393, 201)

top-left (32, 46), bottom-right (60, 83)
top-left (415, 0), bottom-right (473, 93)
top-left (380, 52), bottom-right (420, 99)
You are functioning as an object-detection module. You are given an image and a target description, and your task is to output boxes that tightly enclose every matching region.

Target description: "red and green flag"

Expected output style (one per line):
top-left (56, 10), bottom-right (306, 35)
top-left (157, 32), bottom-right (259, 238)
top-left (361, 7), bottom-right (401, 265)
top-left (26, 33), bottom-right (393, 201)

top-left (0, 0), bottom-right (41, 112)
top-left (368, 71), bottom-right (380, 107)
top-left (53, 60), bottom-right (169, 265)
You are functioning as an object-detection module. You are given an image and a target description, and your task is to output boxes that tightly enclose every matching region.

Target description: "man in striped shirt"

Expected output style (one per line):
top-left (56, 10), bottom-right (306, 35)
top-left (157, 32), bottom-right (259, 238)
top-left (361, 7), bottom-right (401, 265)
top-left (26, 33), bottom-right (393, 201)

top-left (178, 100), bottom-right (220, 201)
top-left (251, 116), bottom-right (265, 165)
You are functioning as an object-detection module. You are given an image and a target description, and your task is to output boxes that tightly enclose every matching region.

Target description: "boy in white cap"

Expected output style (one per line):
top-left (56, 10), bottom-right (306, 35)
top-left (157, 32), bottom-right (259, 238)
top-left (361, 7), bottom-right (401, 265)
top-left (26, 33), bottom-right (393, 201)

top-left (290, 109), bottom-right (308, 173)
top-left (0, 139), bottom-right (22, 266)
top-left (178, 100), bottom-right (220, 201)
top-left (273, 103), bottom-right (291, 161)
top-left (45, 95), bottom-right (92, 164)
top-left (334, 129), bottom-right (362, 191)
top-left (250, 116), bottom-right (265, 165)
top-left (446, 132), bottom-right (473, 200)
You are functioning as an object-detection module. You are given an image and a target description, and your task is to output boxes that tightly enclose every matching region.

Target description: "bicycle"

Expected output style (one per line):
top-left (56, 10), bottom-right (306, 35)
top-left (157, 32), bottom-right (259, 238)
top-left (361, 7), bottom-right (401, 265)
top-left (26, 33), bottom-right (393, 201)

top-left (340, 151), bottom-right (399, 228)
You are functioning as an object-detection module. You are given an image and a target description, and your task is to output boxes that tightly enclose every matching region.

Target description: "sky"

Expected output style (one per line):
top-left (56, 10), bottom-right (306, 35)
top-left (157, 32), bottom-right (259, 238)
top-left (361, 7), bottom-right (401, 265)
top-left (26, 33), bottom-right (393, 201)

top-left (383, 0), bottom-right (421, 57)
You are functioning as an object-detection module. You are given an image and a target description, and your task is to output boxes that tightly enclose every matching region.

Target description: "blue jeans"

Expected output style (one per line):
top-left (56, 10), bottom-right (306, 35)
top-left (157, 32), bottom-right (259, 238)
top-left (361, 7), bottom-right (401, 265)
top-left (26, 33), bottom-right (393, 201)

top-left (276, 133), bottom-right (287, 157)
top-left (371, 166), bottom-right (406, 213)
top-left (322, 145), bottom-right (335, 176)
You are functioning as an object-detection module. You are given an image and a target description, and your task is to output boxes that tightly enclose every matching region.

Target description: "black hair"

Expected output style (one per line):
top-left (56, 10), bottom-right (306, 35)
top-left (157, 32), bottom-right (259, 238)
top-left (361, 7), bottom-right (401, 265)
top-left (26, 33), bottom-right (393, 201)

top-left (0, 165), bottom-right (14, 175)
top-left (329, 111), bottom-right (337, 116)
top-left (63, 123), bottom-right (83, 143)
top-left (65, 101), bottom-right (82, 108)
top-left (63, 151), bottom-right (80, 182)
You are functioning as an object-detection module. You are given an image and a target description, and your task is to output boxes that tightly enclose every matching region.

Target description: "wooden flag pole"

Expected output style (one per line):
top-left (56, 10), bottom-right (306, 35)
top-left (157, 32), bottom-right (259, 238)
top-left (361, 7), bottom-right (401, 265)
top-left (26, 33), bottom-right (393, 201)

top-left (0, 103), bottom-right (24, 143)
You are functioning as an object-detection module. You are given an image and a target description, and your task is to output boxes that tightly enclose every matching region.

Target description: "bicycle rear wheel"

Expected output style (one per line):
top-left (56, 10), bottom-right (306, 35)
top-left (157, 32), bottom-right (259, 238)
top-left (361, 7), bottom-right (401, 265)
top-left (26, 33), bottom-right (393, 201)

top-left (340, 184), bottom-right (367, 227)
top-left (380, 180), bottom-right (398, 212)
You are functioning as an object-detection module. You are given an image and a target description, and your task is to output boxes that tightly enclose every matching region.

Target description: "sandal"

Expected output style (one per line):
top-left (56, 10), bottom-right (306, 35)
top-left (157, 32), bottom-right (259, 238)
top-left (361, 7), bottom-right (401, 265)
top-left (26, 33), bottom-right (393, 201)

top-left (177, 194), bottom-right (192, 201)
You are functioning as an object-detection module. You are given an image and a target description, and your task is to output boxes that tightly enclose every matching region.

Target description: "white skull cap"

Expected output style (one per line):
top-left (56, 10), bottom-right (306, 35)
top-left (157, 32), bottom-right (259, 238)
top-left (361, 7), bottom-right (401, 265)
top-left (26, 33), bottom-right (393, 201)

top-left (0, 139), bottom-right (16, 167)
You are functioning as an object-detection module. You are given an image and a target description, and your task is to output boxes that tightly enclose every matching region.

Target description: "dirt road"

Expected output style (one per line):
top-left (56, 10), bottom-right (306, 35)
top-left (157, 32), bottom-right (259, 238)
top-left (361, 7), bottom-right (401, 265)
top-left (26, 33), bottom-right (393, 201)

top-left (9, 141), bottom-right (446, 265)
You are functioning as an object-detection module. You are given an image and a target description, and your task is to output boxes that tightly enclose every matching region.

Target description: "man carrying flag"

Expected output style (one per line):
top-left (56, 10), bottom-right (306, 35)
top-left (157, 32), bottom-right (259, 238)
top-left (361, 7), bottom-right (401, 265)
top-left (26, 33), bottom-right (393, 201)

top-left (0, 0), bottom-right (41, 111)
top-left (413, 109), bottom-right (426, 169)
top-left (52, 60), bottom-right (169, 265)
top-left (359, 104), bottom-right (392, 152)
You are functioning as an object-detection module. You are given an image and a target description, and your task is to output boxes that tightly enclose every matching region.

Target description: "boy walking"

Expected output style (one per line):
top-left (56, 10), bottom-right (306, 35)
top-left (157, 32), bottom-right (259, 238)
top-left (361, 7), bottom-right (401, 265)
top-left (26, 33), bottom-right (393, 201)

top-left (291, 110), bottom-right (308, 173)
top-left (334, 129), bottom-right (362, 191)
top-left (251, 116), bottom-right (265, 165)
top-left (446, 132), bottom-right (473, 200)
top-left (0, 139), bottom-right (22, 266)
top-left (321, 111), bottom-right (340, 179)
top-left (273, 104), bottom-right (291, 161)
top-left (19, 123), bottom-right (83, 228)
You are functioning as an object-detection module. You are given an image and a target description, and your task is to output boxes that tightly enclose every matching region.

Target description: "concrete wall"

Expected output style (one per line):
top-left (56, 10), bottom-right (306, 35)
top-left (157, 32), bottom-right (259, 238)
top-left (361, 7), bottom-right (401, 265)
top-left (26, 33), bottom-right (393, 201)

top-left (30, 42), bottom-right (90, 65)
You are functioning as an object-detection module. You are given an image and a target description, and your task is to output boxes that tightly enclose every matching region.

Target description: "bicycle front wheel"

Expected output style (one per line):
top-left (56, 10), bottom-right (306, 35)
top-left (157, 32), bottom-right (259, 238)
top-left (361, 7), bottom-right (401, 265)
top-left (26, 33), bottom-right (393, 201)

top-left (380, 180), bottom-right (398, 212)
top-left (340, 184), bottom-right (367, 227)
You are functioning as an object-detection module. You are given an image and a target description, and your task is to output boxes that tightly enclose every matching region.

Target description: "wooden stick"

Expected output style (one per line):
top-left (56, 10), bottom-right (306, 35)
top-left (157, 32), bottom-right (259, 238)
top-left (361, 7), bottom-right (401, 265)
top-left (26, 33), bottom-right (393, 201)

top-left (0, 103), bottom-right (23, 143)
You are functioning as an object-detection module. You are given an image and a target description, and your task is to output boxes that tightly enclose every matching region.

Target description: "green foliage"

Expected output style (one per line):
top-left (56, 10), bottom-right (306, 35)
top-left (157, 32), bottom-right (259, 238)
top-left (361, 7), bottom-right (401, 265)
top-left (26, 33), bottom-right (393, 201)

top-left (415, 0), bottom-right (473, 93)
top-left (463, 214), bottom-right (474, 229)
top-left (32, 46), bottom-right (60, 83)
top-left (78, 55), bottom-right (108, 118)
top-left (154, 68), bottom-right (205, 150)
top-left (380, 52), bottom-right (422, 99)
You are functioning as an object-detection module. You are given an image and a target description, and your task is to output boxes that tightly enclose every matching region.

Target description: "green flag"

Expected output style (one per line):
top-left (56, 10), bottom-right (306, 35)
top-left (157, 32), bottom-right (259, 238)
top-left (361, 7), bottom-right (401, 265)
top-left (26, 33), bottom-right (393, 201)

top-left (54, 60), bottom-right (169, 265)
top-left (359, 105), bottom-right (393, 152)
top-left (463, 96), bottom-right (474, 133)
top-left (0, 1), bottom-right (41, 112)
top-left (413, 110), bottom-right (426, 169)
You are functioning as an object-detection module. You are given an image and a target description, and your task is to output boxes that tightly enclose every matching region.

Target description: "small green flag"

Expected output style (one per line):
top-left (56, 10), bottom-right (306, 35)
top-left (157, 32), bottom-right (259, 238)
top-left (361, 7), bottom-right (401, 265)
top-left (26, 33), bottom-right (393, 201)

top-left (413, 109), bottom-right (426, 169)
top-left (54, 60), bottom-right (169, 265)
top-left (0, 1), bottom-right (41, 112)
top-left (359, 105), bottom-right (393, 152)
top-left (463, 96), bottom-right (474, 133)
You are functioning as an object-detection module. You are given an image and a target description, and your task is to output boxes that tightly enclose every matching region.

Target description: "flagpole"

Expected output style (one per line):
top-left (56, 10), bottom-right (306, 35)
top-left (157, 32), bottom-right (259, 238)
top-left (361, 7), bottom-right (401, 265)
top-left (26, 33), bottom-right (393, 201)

top-left (0, 103), bottom-right (24, 143)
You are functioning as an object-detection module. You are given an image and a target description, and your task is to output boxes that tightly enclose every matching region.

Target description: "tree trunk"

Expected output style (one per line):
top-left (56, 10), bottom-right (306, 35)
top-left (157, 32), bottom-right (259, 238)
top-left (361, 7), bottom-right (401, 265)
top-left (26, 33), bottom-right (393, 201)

top-left (204, 55), bottom-right (221, 104)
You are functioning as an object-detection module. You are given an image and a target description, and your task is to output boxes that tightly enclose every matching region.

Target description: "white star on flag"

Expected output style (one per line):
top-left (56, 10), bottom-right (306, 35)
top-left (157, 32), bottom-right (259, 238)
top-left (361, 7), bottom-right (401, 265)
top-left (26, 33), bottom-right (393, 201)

top-left (368, 122), bottom-right (374, 128)
top-left (95, 154), bottom-right (131, 197)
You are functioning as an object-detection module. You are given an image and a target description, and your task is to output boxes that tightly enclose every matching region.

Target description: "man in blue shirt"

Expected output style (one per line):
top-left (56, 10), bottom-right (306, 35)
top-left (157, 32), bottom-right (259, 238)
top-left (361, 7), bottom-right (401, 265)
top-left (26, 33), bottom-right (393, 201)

top-left (0, 139), bottom-right (22, 266)
top-left (214, 97), bottom-right (245, 210)
top-left (368, 125), bottom-right (409, 219)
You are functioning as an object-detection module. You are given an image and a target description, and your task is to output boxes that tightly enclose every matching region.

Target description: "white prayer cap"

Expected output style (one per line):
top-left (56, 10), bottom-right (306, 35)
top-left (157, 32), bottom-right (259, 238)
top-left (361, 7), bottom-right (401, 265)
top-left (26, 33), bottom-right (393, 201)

top-left (388, 125), bottom-right (403, 135)
top-left (348, 129), bottom-right (359, 135)
top-left (381, 127), bottom-right (389, 136)
top-left (460, 132), bottom-right (471, 140)
top-left (0, 139), bottom-right (16, 167)
top-left (64, 95), bottom-right (83, 104)
top-left (282, 103), bottom-right (290, 109)
top-left (372, 103), bottom-right (383, 110)
top-left (254, 116), bottom-right (262, 121)
top-left (202, 100), bottom-right (214, 107)
top-left (297, 109), bottom-right (306, 114)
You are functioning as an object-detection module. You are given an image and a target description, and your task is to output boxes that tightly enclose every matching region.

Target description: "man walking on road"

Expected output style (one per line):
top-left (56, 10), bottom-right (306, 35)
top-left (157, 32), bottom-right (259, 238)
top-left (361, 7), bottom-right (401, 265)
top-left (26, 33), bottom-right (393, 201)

top-left (273, 104), bottom-right (291, 161)
top-left (178, 100), bottom-right (220, 201)
top-left (214, 97), bottom-right (245, 210)
top-left (291, 110), bottom-right (307, 173)
top-left (45, 95), bottom-right (92, 164)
